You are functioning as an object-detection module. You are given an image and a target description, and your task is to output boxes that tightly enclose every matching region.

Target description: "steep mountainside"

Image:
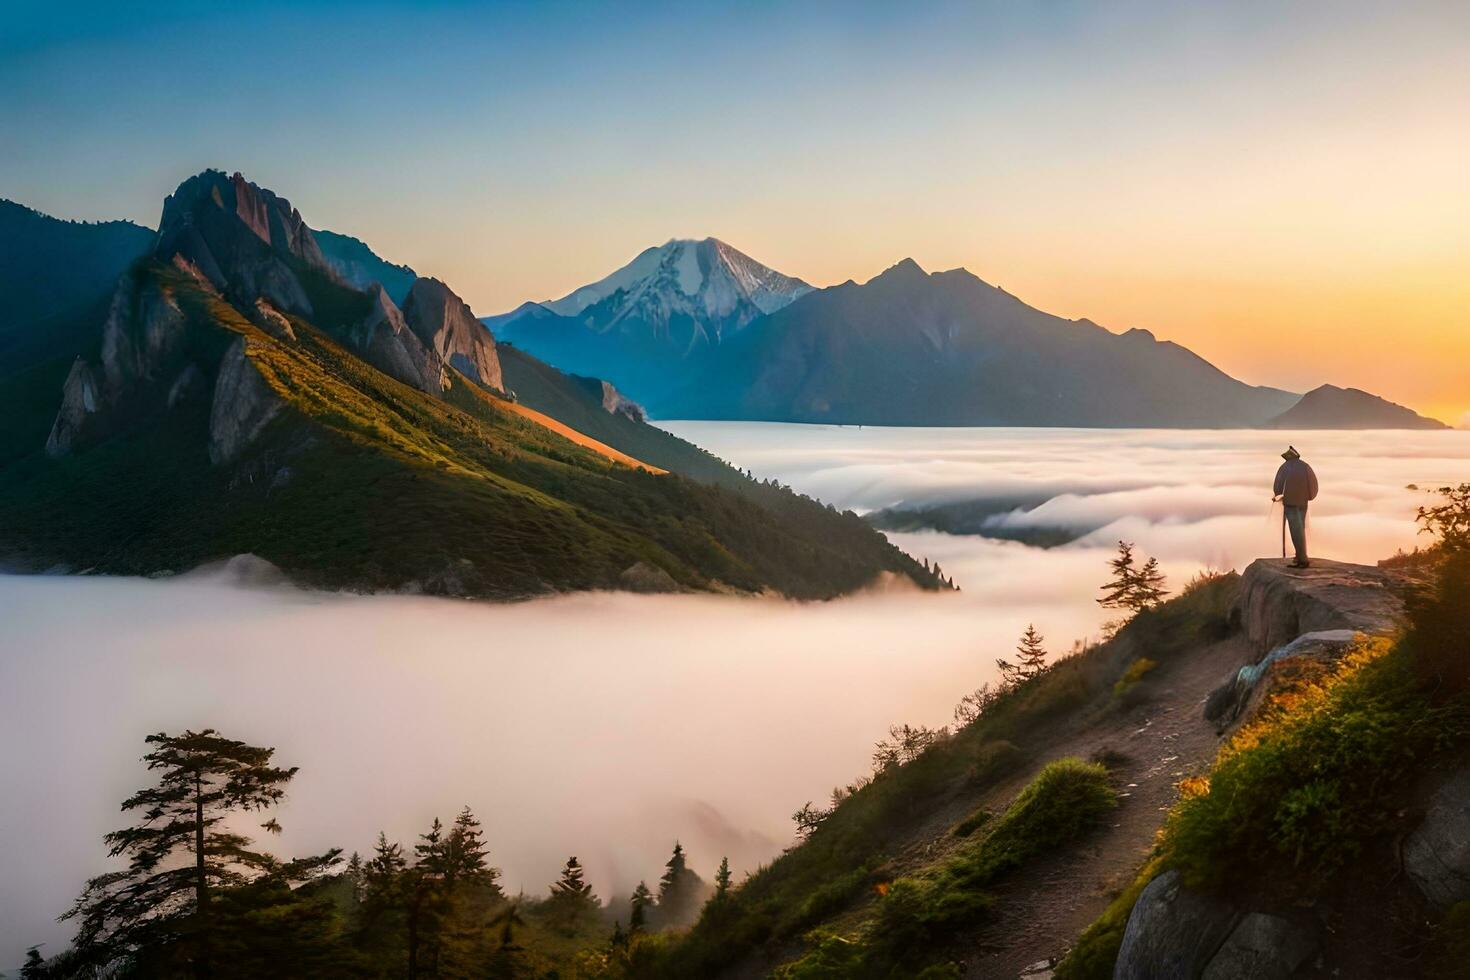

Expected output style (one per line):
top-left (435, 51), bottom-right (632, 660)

top-left (0, 201), bottom-right (154, 465)
top-left (0, 172), bottom-right (939, 599)
top-left (1265, 383), bottom-right (1447, 430)
top-left (313, 228), bottom-right (417, 305)
top-left (660, 259), bottom-right (1300, 426)
top-left (0, 200), bottom-right (152, 344)
top-left (489, 238), bottom-right (812, 405)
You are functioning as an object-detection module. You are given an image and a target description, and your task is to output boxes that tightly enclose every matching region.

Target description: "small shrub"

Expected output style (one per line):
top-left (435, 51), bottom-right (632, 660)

top-left (1166, 639), bottom-right (1469, 889)
top-left (1112, 657), bottom-right (1158, 698)
top-left (952, 808), bottom-right (993, 838)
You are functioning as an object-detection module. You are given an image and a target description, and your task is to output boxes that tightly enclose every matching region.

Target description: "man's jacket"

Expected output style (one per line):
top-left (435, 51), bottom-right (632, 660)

top-left (1274, 459), bottom-right (1319, 507)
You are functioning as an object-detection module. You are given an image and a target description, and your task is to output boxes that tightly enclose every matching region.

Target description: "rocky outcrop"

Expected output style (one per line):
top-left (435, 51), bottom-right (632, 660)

top-left (44, 274), bottom-right (189, 456)
top-left (354, 283), bottom-right (445, 394)
top-left (154, 170), bottom-right (336, 317)
top-left (597, 379), bottom-right (646, 422)
top-left (209, 337), bottom-right (284, 465)
top-left (1203, 629), bottom-right (1359, 731)
top-left (1115, 872), bottom-right (1316, 980)
top-left (1404, 768), bottom-right (1470, 911)
top-left (401, 277), bottom-right (504, 391)
top-left (1232, 558), bottom-right (1409, 655)
top-left (618, 561), bottom-right (682, 594)
top-left (44, 358), bottom-right (102, 457)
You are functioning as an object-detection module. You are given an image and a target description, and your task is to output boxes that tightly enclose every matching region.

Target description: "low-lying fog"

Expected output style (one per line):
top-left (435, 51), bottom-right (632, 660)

top-left (3, 424), bottom-right (1468, 965)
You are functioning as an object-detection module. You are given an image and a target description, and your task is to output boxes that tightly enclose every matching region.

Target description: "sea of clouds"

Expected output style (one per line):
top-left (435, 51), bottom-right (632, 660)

top-left (2, 424), bottom-right (1468, 966)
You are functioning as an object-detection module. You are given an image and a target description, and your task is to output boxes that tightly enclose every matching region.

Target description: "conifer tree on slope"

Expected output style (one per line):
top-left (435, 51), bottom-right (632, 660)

top-left (997, 623), bottom-right (1050, 686)
top-left (656, 841), bottom-right (707, 928)
top-left (62, 729), bottom-right (337, 977)
top-left (714, 856), bottom-right (733, 899)
top-left (1098, 540), bottom-right (1169, 614)
top-left (629, 880), bottom-right (654, 934)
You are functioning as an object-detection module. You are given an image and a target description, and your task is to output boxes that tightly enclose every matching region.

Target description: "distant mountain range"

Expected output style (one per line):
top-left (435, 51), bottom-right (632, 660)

top-left (489, 237), bottom-right (812, 407)
top-left (0, 173), bottom-right (940, 598)
top-left (489, 251), bottom-right (1446, 429)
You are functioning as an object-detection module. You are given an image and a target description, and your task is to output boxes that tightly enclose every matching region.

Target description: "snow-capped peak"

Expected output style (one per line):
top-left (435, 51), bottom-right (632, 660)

top-left (543, 238), bottom-right (811, 323)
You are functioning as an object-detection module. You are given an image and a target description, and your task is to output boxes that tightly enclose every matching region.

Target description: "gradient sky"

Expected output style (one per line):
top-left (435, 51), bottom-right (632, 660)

top-left (3, 1), bottom-right (1467, 422)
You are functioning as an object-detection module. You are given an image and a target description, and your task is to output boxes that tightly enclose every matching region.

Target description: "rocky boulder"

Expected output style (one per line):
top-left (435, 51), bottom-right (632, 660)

top-left (1404, 768), bottom-right (1470, 911)
top-left (401, 277), bottom-right (504, 392)
top-left (1232, 558), bottom-right (1409, 656)
top-left (1203, 629), bottom-right (1359, 731)
top-left (1115, 872), bottom-right (1317, 980)
top-left (1200, 913), bottom-right (1317, 980)
top-left (1114, 871), bottom-right (1239, 980)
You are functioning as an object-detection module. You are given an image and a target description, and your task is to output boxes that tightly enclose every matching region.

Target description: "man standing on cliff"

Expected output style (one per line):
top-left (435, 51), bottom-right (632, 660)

top-left (1273, 446), bottom-right (1319, 568)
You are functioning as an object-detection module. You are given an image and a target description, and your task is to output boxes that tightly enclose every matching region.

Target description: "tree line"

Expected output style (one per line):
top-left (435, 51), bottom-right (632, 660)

top-left (22, 731), bottom-right (723, 979)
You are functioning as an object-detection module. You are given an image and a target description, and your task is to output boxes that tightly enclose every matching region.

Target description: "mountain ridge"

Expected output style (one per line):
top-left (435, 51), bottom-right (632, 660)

top-left (0, 172), bottom-right (942, 599)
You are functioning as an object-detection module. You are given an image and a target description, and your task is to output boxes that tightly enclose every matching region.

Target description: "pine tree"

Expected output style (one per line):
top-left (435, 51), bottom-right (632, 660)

top-left (546, 856), bottom-right (598, 933)
top-left (62, 729), bottom-right (336, 976)
top-left (714, 857), bottom-right (732, 899)
top-left (552, 856), bottom-right (594, 900)
top-left (1015, 624), bottom-right (1048, 678)
top-left (345, 852), bottom-right (365, 905)
top-left (1098, 540), bottom-right (1140, 611)
top-left (443, 806), bottom-right (501, 894)
top-left (629, 881), bottom-right (653, 934)
top-left (655, 841), bottom-right (707, 928)
top-left (1133, 556), bottom-right (1170, 610)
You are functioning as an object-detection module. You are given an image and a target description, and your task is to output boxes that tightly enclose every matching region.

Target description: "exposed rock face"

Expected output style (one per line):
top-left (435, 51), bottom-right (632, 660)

top-left (353, 283), bottom-right (445, 394)
top-left (44, 274), bottom-right (189, 456)
top-left (597, 380), bottom-right (645, 422)
top-left (99, 275), bottom-right (186, 395)
top-left (209, 337), bottom-right (284, 465)
top-left (1404, 768), bottom-right (1470, 910)
top-left (44, 358), bottom-right (102, 457)
top-left (1115, 871), bottom-right (1240, 980)
top-left (1200, 913), bottom-right (1317, 980)
top-left (1232, 558), bottom-right (1410, 655)
top-left (154, 170), bottom-right (336, 317)
top-left (401, 277), bottom-right (504, 391)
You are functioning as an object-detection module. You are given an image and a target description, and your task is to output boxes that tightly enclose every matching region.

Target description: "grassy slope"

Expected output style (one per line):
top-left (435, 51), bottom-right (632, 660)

top-left (0, 263), bottom-right (937, 598)
top-left (1057, 555), bottom-right (1470, 979)
top-left (638, 575), bottom-right (1241, 977)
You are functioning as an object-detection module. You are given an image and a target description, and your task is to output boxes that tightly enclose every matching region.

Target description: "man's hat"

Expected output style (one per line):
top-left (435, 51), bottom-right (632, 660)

top-left (1281, 446), bottom-right (1300, 460)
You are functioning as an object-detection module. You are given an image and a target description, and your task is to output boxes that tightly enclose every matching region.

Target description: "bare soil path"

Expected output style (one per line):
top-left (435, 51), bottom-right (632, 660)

top-left (940, 635), bottom-right (1255, 978)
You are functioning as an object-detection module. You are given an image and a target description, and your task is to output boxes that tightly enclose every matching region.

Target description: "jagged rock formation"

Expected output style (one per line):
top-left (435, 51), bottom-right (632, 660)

top-left (400, 277), bottom-right (504, 391)
top-left (155, 170), bottom-right (334, 316)
top-left (1265, 384), bottom-right (1447, 430)
top-left (44, 359), bottom-right (102, 457)
top-left (352, 283), bottom-right (445, 394)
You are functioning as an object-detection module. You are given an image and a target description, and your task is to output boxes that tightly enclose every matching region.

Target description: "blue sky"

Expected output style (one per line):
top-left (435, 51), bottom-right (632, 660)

top-left (3, 1), bottom-right (1469, 419)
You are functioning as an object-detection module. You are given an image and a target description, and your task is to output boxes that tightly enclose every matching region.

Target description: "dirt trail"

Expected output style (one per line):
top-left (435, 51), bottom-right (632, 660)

top-left (938, 635), bottom-right (1254, 978)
